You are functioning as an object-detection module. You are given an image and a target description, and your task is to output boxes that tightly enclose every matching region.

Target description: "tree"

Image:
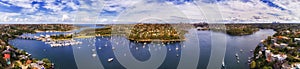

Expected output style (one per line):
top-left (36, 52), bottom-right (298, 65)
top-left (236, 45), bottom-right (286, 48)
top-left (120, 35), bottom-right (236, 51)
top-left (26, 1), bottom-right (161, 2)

top-left (250, 61), bottom-right (256, 69)
top-left (262, 66), bottom-right (272, 69)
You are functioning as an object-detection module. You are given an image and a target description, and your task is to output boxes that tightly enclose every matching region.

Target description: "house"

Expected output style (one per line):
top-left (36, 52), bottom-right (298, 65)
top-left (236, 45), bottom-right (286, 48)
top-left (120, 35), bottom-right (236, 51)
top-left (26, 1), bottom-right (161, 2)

top-left (294, 38), bottom-right (300, 44)
top-left (277, 36), bottom-right (290, 40)
top-left (3, 54), bottom-right (10, 59)
top-left (280, 43), bottom-right (288, 48)
top-left (30, 63), bottom-right (45, 69)
top-left (282, 62), bottom-right (292, 69)
top-left (265, 50), bottom-right (272, 62)
top-left (272, 54), bottom-right (287, 61)
top-left (273, 43), bottom-right (280, 47)
top-left (271, 38), bottom-right (277, 44)
top-left (292, 63), bottom-right (300, 69)
top-left (285, 30), bottom-right (291, 34)
top-left (295, 38), bottom-right (300, 41)
top-left (3, 53), bottom-right (10, 65)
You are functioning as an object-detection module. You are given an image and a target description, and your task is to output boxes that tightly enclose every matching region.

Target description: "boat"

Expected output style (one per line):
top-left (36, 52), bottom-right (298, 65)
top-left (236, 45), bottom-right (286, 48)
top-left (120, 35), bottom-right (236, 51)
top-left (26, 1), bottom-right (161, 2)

top-left (108, 58), bottom-right (114, 62)
top-left (176, 47), bottom-right (179, 51)
top-left (222, 61), bottom-right (225, 68)
top-left (222, 58), bottom-right (225, 68)
top-left (112, 47), bottom-right (115, 50)
top-left (235, 53), bottom-right (239, 57)
top-left (240, 49), bottom-right (243, 52)
top-left (92, 54), bottom-right (97, 57)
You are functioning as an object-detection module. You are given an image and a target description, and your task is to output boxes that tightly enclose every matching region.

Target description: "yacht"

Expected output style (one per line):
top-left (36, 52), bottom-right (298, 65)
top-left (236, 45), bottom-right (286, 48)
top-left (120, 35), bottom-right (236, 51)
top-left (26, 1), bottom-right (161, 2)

top-left (92, 54), bottom-right (97, 57)
top-left (108, 58), bottom-right (114, 62)
top-left (235, 53), bottom-right (239, 57)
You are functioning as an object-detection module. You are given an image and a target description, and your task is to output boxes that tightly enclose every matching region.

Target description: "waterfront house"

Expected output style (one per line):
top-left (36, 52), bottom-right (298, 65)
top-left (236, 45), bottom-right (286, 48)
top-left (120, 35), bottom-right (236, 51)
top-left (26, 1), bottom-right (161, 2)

top-left (272, 54), bottom-right (287, 61)
top-left (277, 36), bottom-right (290, 40)
top-left (2, 50), bottom-right (11, 65)
top-left (273, 43), bottom-right (280, 47)
top-left (19, 55), bottom-right (28, 60)
top-left (294, 38), bottom-right (300, 41)
top-left (280, 43), bottom-right (288, 48)
top-left (294, 38), bottom-right (300, 44)
top-left (30, 63), bottom-right (45, 69)
top-left (265, 50), bottom-right (272, 62)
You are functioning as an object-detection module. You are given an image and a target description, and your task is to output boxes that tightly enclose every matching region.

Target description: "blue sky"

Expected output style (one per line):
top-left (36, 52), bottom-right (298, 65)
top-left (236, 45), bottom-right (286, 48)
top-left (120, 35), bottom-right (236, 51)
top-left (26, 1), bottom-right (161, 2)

top-left (0, 0), bottom-right (299, 23)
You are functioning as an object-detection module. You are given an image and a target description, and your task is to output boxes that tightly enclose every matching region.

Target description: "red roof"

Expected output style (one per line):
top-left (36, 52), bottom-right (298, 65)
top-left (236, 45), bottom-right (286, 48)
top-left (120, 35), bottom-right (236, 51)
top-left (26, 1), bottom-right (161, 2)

top-left (3, 54), bottom-right (10, 59)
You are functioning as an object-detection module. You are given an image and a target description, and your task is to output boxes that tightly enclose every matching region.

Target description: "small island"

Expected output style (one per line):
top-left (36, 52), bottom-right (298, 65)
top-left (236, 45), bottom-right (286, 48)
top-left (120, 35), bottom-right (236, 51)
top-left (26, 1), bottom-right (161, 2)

top-left (127, 24), bottom-right (186, 42)
top-left (79, 23), bottom-right (189, 42)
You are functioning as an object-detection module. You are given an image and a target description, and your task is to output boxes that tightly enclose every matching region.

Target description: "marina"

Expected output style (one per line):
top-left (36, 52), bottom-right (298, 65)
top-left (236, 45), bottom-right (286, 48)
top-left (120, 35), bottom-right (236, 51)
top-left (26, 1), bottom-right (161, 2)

top-left (17, 33), bottom-right (83, 47)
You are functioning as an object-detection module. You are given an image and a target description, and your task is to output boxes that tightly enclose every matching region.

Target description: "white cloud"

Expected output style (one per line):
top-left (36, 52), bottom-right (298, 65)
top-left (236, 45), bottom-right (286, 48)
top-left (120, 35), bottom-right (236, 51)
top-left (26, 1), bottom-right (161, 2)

top-left (101, 0), bottom-right (300, 23)
top-left (0, 0), bottom-right (104, 23)
top-left (0, 0), bottom-right (300, 24)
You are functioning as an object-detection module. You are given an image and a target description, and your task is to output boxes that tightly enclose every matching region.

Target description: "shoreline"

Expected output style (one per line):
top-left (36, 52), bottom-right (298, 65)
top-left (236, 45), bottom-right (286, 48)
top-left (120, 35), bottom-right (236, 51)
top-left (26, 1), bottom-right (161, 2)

top-left (127, 38), bottom-right (185, 42)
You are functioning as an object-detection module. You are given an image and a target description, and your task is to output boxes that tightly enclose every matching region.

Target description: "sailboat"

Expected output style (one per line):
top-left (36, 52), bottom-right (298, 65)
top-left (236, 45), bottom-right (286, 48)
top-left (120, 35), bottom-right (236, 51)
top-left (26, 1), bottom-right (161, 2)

top-left (222, 58), bottom-right (225, 69)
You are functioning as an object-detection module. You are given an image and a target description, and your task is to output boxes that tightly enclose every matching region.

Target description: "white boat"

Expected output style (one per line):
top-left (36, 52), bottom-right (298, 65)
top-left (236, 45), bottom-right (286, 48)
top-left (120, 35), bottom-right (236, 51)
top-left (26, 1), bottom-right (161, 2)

top-left (222, 61), bottom-right (225, 68)
top-left (235, 53), bottom-right (239, 57)
top-left (92, 54), bottom-right (97, 57)
top-left (176, 47), bottom-right (179, 51)
top-left (108, 58), bottom-right (114, 62)
top-left (112, 47), bottom-right (115, 50)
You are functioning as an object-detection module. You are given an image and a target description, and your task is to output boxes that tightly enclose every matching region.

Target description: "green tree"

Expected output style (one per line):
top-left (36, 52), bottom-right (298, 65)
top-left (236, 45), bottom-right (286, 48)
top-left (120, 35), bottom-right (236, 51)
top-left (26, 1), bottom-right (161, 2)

top-left (262, 66), bottom-right (272, 69)
top-left (250, 61), bottom-right (256, 69)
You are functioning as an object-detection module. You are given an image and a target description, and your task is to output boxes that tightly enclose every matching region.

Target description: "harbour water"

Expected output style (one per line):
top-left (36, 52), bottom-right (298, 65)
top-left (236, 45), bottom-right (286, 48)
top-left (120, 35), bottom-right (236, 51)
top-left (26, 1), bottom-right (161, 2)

top-left (9, 29), bottom-right (276, 69)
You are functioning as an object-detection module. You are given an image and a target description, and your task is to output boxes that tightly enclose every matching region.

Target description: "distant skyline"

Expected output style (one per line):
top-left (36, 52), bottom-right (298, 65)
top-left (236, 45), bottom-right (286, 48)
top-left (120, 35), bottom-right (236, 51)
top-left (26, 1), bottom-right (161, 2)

top-left (0, 0), bottom-right (299, 24)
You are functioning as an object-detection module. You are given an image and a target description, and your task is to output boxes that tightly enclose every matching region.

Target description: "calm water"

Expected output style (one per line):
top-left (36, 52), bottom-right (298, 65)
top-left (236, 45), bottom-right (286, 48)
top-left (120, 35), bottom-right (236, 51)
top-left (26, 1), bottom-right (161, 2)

top-left (9, 29), bottom-right (275, 69)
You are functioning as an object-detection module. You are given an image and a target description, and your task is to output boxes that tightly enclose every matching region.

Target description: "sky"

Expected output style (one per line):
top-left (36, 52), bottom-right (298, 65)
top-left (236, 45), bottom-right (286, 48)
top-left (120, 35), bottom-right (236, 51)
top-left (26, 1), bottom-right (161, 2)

top-left (0, 0), bottom-right (299, 24)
